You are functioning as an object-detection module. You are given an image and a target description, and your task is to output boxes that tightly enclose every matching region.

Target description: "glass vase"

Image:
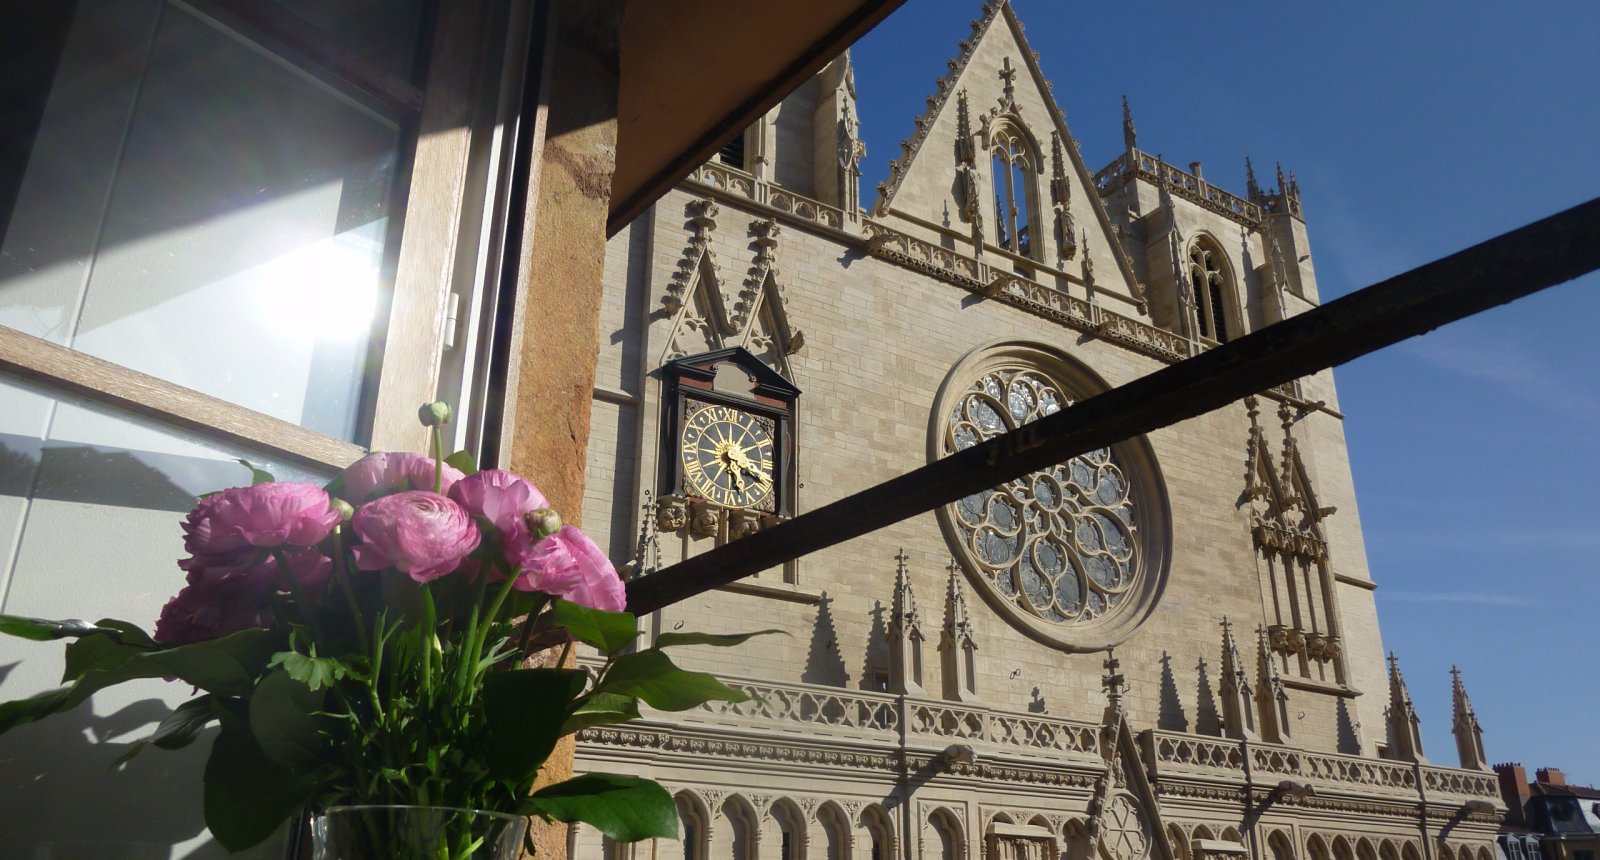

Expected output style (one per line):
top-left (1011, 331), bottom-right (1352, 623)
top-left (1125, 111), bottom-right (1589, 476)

top-left (313, 805), bottom-right (528, 860)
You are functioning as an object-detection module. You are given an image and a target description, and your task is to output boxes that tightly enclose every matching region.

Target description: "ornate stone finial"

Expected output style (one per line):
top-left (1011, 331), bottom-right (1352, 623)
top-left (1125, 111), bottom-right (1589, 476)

top-left (999, 56), bottom-right (1018, 103)
top-left (1218, 617), bottom-right (1258, 740)
top-left (1122, 95), bottom-right (1137, 151)
top-left (1276, 162), bottom-right (1288, 197)
top-left (1451, 665), bottom-right (1490, 771)
top-left (1101, 647), bottom-right (1125, 709)
top-left (939, 559), bottom-right (979, 702)
top-left (888, 548), bottom-right (925, 695)
top-left (1387, 652), bottom-right (1427, 763)
top-left (1050, 132), bottom-right (1076, 266)
top-left (1289, 170), bottom-right (1300, 200)
top-left (1244, 395), bottom-right (1261, 426)
top-left (1256, 625), bottom-right (1291, 743)
top-left (1245, 156), bottom-right (1261, 200)
top-left (630, 490), bottom-right (660, 579)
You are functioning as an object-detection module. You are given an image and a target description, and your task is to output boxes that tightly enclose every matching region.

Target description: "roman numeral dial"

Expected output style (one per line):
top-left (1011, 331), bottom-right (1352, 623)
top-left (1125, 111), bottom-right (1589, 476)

top-left (680, 400), bottom-right (777, 511)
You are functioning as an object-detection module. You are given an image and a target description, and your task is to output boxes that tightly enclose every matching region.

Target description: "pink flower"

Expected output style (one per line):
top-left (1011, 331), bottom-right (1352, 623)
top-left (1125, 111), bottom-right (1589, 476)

top-left (448, 470), bottom-right (548, 534)
top-left (338, 452), bottom-right (464, 504)
top-left (351, 491), bottom-right (480, 582)
top-left (154, 572), bottom-right (276, 646)
top-left (509, 525), bottom-right (625, 611)
top-left (182, 483), bottom-right (341, 557)
top-left (180, 546), bottom-right (332, 590)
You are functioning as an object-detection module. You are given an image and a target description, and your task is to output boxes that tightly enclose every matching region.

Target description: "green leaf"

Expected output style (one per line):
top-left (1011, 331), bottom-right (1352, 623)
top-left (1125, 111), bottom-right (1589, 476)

top-left (204, 712), bottom-right (314, 852)
top-left (523, 773), bottom-right (679, 842)
top-left (654, 628), bottom-right (785, 649)
top-left (0, 627), bottom-right (277, 736)
top-left (444, 449), bottom-right (478, 476)
top-left (94, 619), bottom-right (158, 649)
top-left (237, 459), bottom-right (275, 485)
top-left (63, 633), bottom-right (147, 683)
top-left (268, 648), bottom-right (351, 692)
top-left (0, 686), bottom-right (72, 734)
top-left (114, 694), bottom-right (217, 767)
top-left (597, 650), bottom-right (747, 711)
top-left (552, 601), bottom-right (640, 655)
top-left (0, 615), bottom-right (121, 642)
top-left (249, 671), bottom-right (325, 770)
top-left (561, 692), bottom-right (640, 735)
top-left (483, 668), bottom-right (586, 786)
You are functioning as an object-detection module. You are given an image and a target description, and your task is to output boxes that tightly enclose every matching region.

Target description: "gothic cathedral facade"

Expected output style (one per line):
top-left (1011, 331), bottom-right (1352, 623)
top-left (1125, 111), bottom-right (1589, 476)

top-left (572, 3), bottom-right (1503, 859)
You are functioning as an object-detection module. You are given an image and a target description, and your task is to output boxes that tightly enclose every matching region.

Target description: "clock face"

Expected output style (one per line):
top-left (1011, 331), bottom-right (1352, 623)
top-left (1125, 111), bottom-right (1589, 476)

top-left (680, 400), bottom-right (777, 510)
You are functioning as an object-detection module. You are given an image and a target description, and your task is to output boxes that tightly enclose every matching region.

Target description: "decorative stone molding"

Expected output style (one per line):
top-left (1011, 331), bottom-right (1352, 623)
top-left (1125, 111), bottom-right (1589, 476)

top-left (873, 0), bottom-right (1005, 215)
top-left (664, 198), bottom-right (721, 316)
top-left (1094, 148), bottom-right (1263, 228)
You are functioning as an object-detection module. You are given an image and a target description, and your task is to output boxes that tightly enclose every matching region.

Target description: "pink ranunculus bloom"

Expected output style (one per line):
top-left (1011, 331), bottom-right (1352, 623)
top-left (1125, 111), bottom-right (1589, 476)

top-left (350, 490), bottom-right (481, 583)
top-left (448, 469), bottom-right (549, 534)
top-left (181, 483), bottom-right (342, 558)
top-left (180, 545), bottom-right (332, 590)
top-left (338, 452), bottom-right (465, 505)
top-left (509, 525), bottom-right (625, 611)
top-left (154, 572), bottom-right (277, 646)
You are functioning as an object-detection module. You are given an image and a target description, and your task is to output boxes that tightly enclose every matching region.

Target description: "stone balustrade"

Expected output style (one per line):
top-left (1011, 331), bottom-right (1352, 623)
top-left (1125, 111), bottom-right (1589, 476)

top-left (1093, 149), bottom-right (1264, 227)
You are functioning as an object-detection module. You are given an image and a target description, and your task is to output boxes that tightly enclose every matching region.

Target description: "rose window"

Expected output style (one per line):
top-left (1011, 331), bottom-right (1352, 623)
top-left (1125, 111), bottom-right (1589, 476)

top-left (942, 368), bottom-right (1140, 625)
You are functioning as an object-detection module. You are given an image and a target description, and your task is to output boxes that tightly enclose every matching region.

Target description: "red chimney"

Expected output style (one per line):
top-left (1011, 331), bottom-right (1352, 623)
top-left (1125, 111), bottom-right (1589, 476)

top-left (1495, 763), bottom-right (1531, 825)
top-left (1537, 767), bottom-right (1567, 786)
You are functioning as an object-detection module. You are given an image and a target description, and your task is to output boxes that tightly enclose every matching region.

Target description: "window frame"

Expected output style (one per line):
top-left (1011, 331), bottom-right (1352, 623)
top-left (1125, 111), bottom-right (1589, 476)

top-left (0, 1), bottom-right (539, 472)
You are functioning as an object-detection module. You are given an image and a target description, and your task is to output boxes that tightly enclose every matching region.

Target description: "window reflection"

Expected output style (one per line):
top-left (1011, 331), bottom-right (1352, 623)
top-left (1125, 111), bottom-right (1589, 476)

top-left (0, 0), bottom-right (430, 442)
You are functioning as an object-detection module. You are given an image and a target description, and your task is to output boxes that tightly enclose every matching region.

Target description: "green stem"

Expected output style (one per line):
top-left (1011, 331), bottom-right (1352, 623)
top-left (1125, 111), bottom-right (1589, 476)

top-left (472, 571), bottom-right (522, 677)
top-left (421, 584), bottom-right (437, 699)
top-left (273, 549), bottom-right (326, 644)
top-left (330, 528), bottom-right (369, 654)
top-left (431, 425), bottom-right (445, 493)
top-left (456, 575), bottom-right (489, 705)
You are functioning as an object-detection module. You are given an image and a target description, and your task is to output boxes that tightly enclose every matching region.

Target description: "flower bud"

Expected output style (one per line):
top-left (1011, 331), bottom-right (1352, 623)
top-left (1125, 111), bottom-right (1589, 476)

top-left (525, 508), bottom-right (563, 539)
top-left (418, 401), bottom-right (452, 427)
top-left (330, 497), bottom-right (355, 521)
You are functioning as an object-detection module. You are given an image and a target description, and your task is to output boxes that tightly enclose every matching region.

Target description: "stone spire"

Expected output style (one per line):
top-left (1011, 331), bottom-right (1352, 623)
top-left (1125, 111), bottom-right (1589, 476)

top-left (1451, 665), bottom-right (1488, 771)
top-left (1217, 618), bottom-right (1259, 740)
top-left (887, 548), bottom-right (926, 695)
top-left (1245, 156), bottom-right (1262, 200)
top-left (1050, 131), bottom-right (1077, 265)
top-left (955, 90), bottom-right (984, 249)
top-left (1101, 647), bottom-right (1126, 727)
top-left (1256, 626), bottom-right (1291, 743)
top-left (1386, 652), bottom-right (1427, 763)
top-left (1276, 162), bottom-right (1288, 197)
top-left (939, 560), bottom-right (979, 702)
top-left (1121, 94), bottom-right (1137, 151)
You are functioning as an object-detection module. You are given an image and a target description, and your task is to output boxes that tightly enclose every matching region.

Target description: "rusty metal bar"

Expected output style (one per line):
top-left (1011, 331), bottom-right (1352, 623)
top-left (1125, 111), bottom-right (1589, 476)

top-left (626, 197), bottom-right (1600, 616)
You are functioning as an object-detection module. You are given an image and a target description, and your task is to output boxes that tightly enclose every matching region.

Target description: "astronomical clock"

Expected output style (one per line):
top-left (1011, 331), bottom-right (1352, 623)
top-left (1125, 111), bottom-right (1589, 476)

top-left (659, 348), bottom-right (798, 540)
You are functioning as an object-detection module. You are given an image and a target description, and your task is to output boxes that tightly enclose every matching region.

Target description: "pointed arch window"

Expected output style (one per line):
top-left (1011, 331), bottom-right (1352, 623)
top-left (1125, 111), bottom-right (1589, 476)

top-left (990, 127), bottom-right (1036, 258)
top-left (1187, 239), bottom-right (1234, 343)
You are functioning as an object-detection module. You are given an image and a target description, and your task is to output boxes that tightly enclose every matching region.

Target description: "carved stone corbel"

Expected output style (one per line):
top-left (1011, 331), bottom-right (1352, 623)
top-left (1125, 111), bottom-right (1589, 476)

top-left (689, 499), bottom-right (723, 539)
top-left (656, 494), bottom-right (689, 533)
top-left (727, 508), bottom-right (762, 542)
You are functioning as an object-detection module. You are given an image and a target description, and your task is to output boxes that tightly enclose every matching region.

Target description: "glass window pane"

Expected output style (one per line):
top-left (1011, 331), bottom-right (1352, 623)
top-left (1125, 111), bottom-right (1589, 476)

top-left (0, 1), bottom-right (430, 442)
top-left (0, 373), bottom-right (327, 858)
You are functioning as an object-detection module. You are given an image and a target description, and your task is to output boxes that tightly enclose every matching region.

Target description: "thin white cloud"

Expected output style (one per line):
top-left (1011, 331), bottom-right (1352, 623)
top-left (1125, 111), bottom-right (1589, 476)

top-left (1370, 525), bottom-right (1600, 552)
top-left (1398, 335), bottom-right (1600, 428)
top-left (1377, 590), bottom-right (1536, 608)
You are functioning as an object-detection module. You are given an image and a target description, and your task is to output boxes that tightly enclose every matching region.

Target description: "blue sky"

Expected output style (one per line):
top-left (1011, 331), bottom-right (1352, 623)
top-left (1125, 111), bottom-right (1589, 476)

top-left (852, 1), bottom-right (1600, 782)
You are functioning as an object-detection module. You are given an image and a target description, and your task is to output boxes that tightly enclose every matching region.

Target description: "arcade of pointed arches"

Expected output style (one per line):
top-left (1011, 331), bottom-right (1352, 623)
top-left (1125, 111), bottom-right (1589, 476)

top-left (576, 796), bottom-right (1499, 860)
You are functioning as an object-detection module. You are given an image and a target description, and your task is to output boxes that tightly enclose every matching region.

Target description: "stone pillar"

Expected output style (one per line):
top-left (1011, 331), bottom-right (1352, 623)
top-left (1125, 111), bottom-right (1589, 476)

top-left (502, 3), bottom-right (623, 857)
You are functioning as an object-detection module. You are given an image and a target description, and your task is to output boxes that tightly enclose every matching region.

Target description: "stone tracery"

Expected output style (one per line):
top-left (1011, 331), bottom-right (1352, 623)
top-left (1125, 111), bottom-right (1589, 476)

top-left (944, 366), bottom-right (1140, 626)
